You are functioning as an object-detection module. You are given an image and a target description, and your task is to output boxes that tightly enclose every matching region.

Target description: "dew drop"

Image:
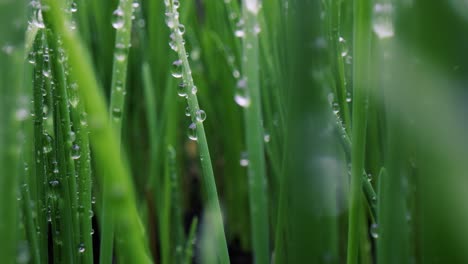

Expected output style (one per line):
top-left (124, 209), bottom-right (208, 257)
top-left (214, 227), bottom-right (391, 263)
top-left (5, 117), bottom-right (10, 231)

top-left (112, 8), bottom-right (125, 29)
top-left (112, 108), bottom-right (122, 121)
top-left (114, 43), bottom-right (127, 62)
top-left (69, 131), bottom-right (76, 142)
top-left (332, 102), bottom-right (340, 115)
top-left (240, 152), bottom-right (249, 167)
top-left (195, 109), bottom-right (206, 123)
top-left (178, 24), bottom-right (185, 34)
top-left (235, 94), bottom-right (251, 108)
top-left (245, 0), bottom-right (261, 14)
top-left (191, 85), bottom-right (198, 95)
top-left (80, 112), bottom-right (88, 126)
top-left (49, 180), bottom-right (60, 187)
top-left (70, 2), bottom-right (78, 13)
top-left (188, 123), bottom-right (197, 141)
top-left (178, 82), bottom-right (187, 97)
top-left (42, 134), bottom-right (52, 154)
top-left (232, 69), bottom-right (240, 79)
top-left (172, 60), bottom-right (183, 78)
top-left (71, 144), bottom-right (81, 160)
top-left (77, 243), bottom-right (85, 254)
top-left (185, 106), bottom-right (191, 117)
top-left (264, 133), bottom-right (271, 143)
top-left (28, 52), bottom-right (36, 64)
top-left (235, 29), bottom-right (245, 38)
top-left (370, 223), bottom-right (379, 239)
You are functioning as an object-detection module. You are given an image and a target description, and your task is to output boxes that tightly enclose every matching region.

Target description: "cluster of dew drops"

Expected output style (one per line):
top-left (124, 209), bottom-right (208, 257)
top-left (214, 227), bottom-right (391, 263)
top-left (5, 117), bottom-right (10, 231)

top-left (164, 0), bottom-right (206, 142)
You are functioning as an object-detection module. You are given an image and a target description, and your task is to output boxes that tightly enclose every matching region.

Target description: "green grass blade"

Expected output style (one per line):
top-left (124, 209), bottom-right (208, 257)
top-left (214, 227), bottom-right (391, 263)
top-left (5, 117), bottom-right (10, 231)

top-left (164, 1), bottom-right (230, 263)
top-left (0, 0), bottom-right (26, 262)
top-left (240, 1), bottom-right (270, 263)
top-left (101, 0), bottom-right (135, 262)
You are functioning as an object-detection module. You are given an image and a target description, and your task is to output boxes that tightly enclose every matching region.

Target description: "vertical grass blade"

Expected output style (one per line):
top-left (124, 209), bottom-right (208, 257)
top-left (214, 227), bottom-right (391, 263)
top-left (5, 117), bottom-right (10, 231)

top-left (101, 1), bottom-right (135, 262)
top-left (240, 1), bottom-right (270, 263)
top-left (347, 0), bottom-right (371, 262)
top-left (164, 1), bottom-right (230, 263)
top-left (0, 0), bottom-right (26, 262)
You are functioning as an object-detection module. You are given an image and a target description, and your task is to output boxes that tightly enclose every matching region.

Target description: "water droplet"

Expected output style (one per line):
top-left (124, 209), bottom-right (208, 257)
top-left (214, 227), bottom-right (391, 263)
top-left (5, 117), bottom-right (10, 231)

top-left (233, 69), bottom-right (240, 79)
top-left (264, 133), bottom-right (271, 143)
top-left (235, 29), bottom-right (245, 38)
top-left (112, 108), bottom-right (122, 121)
top-left (370, 223), bottom-right (379, 239)
top-left (42, 134), bottom-right (52, 154)
top-left (69, 94), bottom-right (79, 108)
top-left (245, 0), bottom-right (261, 14)
top-left (195, 109), bottom-right (206, 122)
top-left (173, 0), bottom-right (180, 9)
top-left (42, 69), bottom-right (51, 78)
top-left (49, 180), bottom-right (60, 187)
top-left (172, 60), bottom-right (183, 78)
top-left (372, 3), bottom-right (394, 39)
top-left (188, 123), bottom-right (197, 141)
top-left (69, 131), bottom-right (76, 142)
top-left (77, 243), bottom-right (85, 254)
top-left (28, 52), bottom-right (36, 64)
top-left (332, 102), bottom-right (340, 114)
top-left (234, 77), bottom-right (251, 107)
top-left (80, 112), bottom-right (88, 126)
top-left (240, 152), bottom-right (249, 167)
top-left (185, 106), bottom-right (191, 116)
top-left (70, 2), bottom-right (78, 12)
top-left (177, 82), bottom-right (187, 97)
top-left (235, 94), bottom-right (251, 108)
top-left (71, 144), bottom-right (81, 160)
top-left (178, 24), bottom-right (185, 34)
top-left (112, 8), bottom-right (125, 29)
top-left (346, 92), bottom-right (352, 103)
top-left (191, 85), bottom-right (198, 94)
top-left (114, 43), bottom-right (127, 62)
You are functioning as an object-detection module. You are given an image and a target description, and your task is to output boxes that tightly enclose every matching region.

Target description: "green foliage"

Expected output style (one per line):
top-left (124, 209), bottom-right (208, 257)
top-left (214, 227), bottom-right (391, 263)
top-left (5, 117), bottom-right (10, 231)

top-left (2, 0), bottom-right (468, 263)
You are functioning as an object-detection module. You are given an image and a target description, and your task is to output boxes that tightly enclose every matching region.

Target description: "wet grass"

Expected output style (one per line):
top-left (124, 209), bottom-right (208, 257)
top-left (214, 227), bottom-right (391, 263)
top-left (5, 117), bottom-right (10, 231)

top-left (2, 0), bottom-right (468, 263)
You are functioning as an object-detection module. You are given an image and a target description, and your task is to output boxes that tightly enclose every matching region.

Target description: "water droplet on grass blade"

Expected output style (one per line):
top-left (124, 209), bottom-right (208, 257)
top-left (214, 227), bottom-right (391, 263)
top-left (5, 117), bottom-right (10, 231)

top-left (70, 2), bottom-right (78, 12)
top-left (240, 152), bottom-right (249, 167)
top-left (49, 180), bottom-right (60, 187)
top-left (172, 59), bottom-right (183, 78)
top-left (188, 123), bottom-right (197, 141)
top-left (245, 0), bottom-right (261, 14)
top-left (71, 144), bottom-right (81, 160)
top-left (78, 243), bottom-right (85, 254)
top-left (112, 108), bottom-right (122, 121)
top-left (112, 8), bottom-right (125, 29)
top-left (370, 223), bottom-right (379, 239)
top-left (178, 82), bottom-right (187, 97)
top-left (195, 110), bottom-right (206, 122)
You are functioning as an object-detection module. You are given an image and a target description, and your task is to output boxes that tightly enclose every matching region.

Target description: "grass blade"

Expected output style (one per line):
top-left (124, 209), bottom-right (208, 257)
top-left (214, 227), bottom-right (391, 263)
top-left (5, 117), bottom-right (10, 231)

top-left (101, 0), bottom-right (135, 262)
top-left (164, 1), bottom-right (230, 263)
top-left (239, 1), bottom-right (270, 263)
